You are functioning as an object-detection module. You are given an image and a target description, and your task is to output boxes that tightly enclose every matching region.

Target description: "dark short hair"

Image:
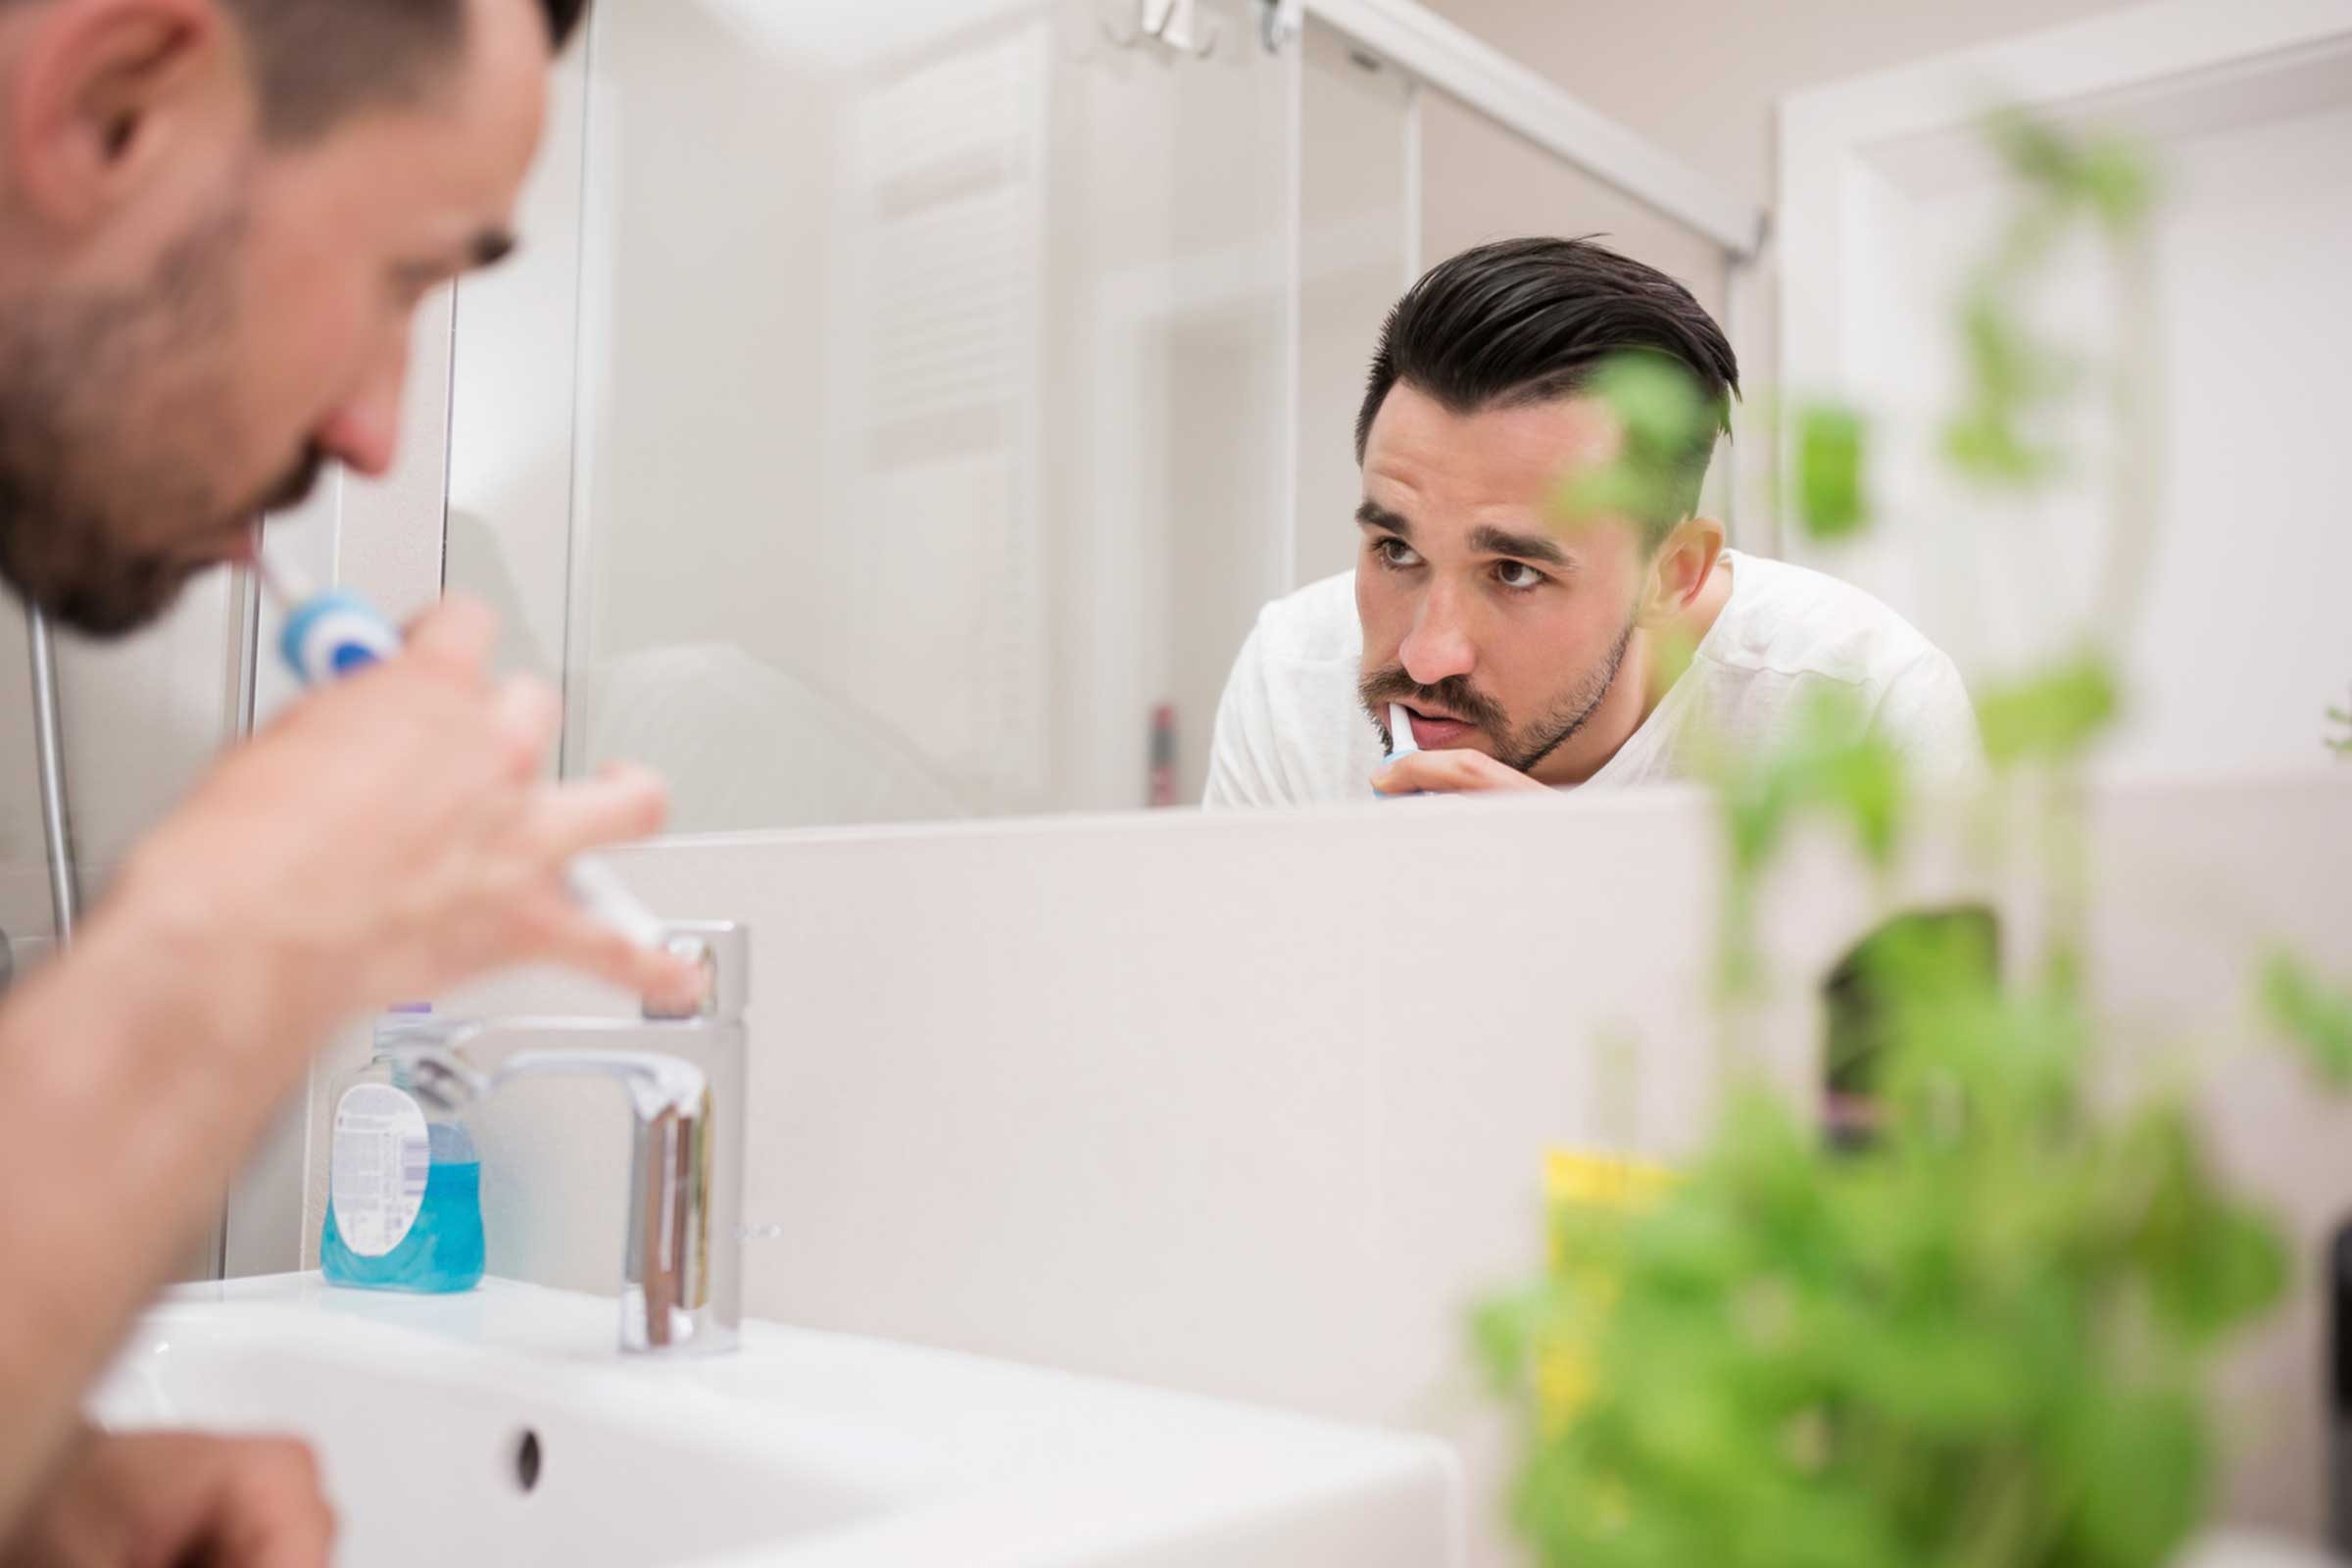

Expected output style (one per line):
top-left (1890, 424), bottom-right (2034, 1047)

top-left (1356, 236), bottom-right (1740, 531)
top-left (222, 0), bottom-right (589, 141)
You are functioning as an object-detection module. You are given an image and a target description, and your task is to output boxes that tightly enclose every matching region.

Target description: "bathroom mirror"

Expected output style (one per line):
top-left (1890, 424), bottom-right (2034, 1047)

top-left (443, 0), bottom-right (2352, 836)
top-left (442, 0), bottom-right (1746, 832)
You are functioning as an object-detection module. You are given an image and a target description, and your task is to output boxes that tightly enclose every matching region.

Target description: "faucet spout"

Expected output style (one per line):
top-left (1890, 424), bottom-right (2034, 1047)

top-left (377, 923), bottom-right (749, 1356)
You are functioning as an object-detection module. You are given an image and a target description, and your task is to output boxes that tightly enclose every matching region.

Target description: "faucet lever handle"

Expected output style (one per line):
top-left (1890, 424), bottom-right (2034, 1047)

top-left (642, 922), bottom-right (748, 1024)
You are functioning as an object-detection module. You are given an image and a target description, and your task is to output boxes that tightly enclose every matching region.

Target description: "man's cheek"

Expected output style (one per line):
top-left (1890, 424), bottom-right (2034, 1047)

top-left (1354, 585), bottom-right (1390, 650)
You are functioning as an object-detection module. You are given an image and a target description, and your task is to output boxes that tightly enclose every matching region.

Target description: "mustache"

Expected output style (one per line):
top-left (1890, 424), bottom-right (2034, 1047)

top-left (1357, 667), bottom-right (1508, 734)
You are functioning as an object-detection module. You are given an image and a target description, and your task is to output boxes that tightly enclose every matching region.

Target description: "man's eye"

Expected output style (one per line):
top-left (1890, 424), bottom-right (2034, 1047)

top-left (1494, 561), bottom-right (1547, 590)
top-left (1374, 538), bottom-right (1422, 569)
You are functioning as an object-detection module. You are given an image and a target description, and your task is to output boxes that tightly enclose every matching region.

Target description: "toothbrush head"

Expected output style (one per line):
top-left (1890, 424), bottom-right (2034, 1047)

top-left (1389, 703), bottom-right (1420, 759)
top-left (253, 548), bottom-right (317, 611)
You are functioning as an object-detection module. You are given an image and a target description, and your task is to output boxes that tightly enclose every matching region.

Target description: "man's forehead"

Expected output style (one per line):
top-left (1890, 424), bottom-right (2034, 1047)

top-left (301, 27), bottom-right (546, 253)
top-left (1367, 382), bottom-right (1622, 479)
top-left (1363, 383), bottom-right (1624, 514)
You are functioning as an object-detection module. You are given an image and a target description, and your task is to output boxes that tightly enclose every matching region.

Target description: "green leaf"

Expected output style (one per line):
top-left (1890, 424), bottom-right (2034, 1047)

top-left (2058, 1384), bottom-right (2207, 1568)
top-left (2133, 1136), bottom-right (2290, 1343)
top-left (1590, 352), bottom-right (1714, 459)
top-left (1942, 409), bottom-right (2064, 488)
top-left (1975, 654), bottom-right (2122, 765)
top-left (1551, 353), bottom-right (1726, 535)
top-left (1939, 291), bottom-right (2077, 491)
top-left (1794, 404), bottom-right (1870, 542)
top-left (1715, 688), bottom-right (1908, 878)
top-left (2260, 949), bottom-right (2352, 1086)
top-left (1985, 107), bottom-right (2159, 234)
top-left (2076, 139), bottom-right (2159, 232)
top-left (1469, 1289), bottom-right (1539, 1394)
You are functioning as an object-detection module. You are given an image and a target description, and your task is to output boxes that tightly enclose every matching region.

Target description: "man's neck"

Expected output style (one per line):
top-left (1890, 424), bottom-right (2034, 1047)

top-left (1531, 554), bottom-right (1736, 788)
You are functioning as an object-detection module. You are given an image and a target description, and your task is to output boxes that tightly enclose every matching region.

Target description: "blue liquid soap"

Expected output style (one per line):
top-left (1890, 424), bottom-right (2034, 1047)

top-left (322, 1113), bottom-right (486, 1294)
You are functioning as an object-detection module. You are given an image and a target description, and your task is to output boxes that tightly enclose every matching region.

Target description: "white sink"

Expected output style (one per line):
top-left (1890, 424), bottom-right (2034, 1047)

top-left (91, 1274), bottom-right (1459, 1568)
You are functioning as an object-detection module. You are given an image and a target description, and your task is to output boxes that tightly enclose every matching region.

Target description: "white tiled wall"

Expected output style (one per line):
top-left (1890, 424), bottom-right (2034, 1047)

top-left (248, 772), bottom-right (2352, 1560)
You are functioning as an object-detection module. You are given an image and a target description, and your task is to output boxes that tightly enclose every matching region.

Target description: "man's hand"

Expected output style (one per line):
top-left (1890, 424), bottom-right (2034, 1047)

top-left (1372, 748), bottom-right (1551, 797)
top-left (117, 593), bottom-right (702, 1046)
top-left (2, 1430), bottom-right (334, 1568)
top-left (0, 595), bottom-right (705, 1544)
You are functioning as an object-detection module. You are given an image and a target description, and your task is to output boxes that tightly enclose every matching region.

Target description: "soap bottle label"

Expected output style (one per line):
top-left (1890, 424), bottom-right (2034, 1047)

top-left (330, 1083), bottom-right (430, 1258)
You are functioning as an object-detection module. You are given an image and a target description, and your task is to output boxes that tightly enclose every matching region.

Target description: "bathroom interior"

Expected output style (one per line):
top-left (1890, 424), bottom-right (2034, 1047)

top-left (1, 0), bottom-right (2349, 1563)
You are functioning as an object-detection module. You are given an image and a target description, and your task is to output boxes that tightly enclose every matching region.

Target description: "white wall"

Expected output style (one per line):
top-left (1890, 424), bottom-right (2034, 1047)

top-left (1412, 0), bottom-right (2137, 552)
top-left (1780, 8), bottom-right (2352, 778)
top-left (1424, 0), bottom-right (2136, 218)
top-left (258, 772), bottom-right (2352, 1559)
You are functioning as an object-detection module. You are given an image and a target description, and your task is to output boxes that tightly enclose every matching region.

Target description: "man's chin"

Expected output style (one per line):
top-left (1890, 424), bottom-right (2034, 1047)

top-left (37, 561), bottom-right (207, 640)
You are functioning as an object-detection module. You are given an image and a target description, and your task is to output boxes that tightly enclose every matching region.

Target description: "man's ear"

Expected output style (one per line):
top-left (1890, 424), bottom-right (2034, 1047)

top-left (1638, 515), bottom-right (1725, 627)
top-left (6, 0), bottom-right (230, 236)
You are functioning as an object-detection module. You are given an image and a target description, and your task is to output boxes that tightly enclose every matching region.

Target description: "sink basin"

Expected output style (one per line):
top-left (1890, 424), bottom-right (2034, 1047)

top-left (90, 1274), bottom-right (1458, 1567)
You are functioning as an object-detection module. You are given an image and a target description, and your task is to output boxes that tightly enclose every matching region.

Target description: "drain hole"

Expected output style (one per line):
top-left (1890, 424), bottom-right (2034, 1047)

top-left (513, 1430), bottom-right (543, 1494)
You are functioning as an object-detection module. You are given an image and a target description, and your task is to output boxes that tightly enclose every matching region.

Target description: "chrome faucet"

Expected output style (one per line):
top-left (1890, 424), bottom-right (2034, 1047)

top-left (380, 921), bottom-right (749, 1356)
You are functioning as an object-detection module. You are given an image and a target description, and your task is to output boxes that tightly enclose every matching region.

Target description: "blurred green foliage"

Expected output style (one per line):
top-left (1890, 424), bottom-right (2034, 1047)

top-left (1553, 354), bottom-right (1724, 537)
top-left (1712, 690), bottom-right (1904, 1006)
top-left (2328, 687), bottom-right (2350, 757)
top-left (1474, 1026), bottom-right (2285, 1568)
top-left (1477, 767), bottom-right (2299, 1566)
top-left (2260, 950), bottom-right (2352, 1088)
top-left (1975, 654), bottom-right (2123, 767)
top-left (1485, 108), bottom-right (2328, 1568)
top-left (1942, 111), bottom-right (2156, 491)
top-left (1793, 404), bottom-right (1871, 542)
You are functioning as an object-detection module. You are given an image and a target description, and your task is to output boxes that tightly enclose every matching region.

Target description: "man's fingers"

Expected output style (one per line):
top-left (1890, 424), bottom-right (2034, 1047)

top-left (491, 676), bottom-right (564, 780)
top-left (1373, 750), bottom-right (1545, 796)
top-left (402, 593), bottom-right (499, 679)
top-left (511, 763), bottom-right (700, 1008)
top-left (1373, 751), bottom-right (1474, 794)
top-left (524, 892), bottom-right (706, 1007)
top-left (523, 764), bottom-right (669, 865)
top-left (207, 1438), bottom-right (336, 1568)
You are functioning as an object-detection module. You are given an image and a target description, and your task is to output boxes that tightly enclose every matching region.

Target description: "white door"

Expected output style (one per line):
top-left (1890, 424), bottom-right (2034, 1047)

top-left (448, 0), bottom-right (1305, 827)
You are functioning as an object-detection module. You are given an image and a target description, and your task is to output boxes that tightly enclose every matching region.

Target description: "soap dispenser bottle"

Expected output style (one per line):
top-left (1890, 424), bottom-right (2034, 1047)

top-left (321, 1007), bottom-right (485, 1293)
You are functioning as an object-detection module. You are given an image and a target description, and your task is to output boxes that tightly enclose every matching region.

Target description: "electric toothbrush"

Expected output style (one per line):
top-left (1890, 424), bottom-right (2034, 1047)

top-left (255, 555), bottom-right (670, 952)
top-left (1377, 701), bottom-right (1422, 798)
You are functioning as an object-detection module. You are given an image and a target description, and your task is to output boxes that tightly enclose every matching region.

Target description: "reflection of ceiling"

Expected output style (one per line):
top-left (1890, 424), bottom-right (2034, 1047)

top-left (694, 0), bottom-right (1042, 69)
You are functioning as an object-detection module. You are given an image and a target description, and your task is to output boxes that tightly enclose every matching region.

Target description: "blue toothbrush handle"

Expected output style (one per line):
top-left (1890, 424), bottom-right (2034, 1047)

top-left (278, 589), bottom-right (402, 685)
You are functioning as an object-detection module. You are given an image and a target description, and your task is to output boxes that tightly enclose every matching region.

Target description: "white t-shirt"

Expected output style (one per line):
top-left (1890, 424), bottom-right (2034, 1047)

top-left (1202, 551), bottom-right (1983, 808)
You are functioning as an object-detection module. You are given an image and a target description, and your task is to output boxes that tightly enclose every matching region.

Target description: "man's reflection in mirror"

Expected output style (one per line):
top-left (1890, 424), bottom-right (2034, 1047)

top-left (1204, 237), bottom-right (1981, 806)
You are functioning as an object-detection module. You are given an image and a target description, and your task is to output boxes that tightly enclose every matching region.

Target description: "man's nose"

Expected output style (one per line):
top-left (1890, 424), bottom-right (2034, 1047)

top-left (314, 336), bottom-right (413, 480)
top-left (1398, 583), bottom-right (1476, 686)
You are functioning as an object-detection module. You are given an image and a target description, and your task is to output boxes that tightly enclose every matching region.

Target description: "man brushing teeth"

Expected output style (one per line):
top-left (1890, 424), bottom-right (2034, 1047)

top-left (1203, 236), bottom-right (1981, 806)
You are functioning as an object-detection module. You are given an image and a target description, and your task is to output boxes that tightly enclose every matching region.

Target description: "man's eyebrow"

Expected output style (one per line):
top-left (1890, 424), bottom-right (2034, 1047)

top-left (1356, 500), bottom-right (1412, 537)
top-left (1469, 524), bottom-right (1569, 565)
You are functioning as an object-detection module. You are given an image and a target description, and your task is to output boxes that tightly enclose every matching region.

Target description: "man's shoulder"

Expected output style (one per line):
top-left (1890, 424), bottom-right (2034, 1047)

top-left (1207, 570), bottom-right (1380, 808)
top-left (1710, 552), bottom-right (1953, 691)
top-left (1695, 552), bottom-right (1983, 776)
top-left (1245, 569), bottom-right (1362, 667)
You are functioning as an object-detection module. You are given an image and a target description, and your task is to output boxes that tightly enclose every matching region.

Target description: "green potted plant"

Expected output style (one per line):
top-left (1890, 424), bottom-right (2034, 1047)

top-left (1472, 112), bottom-right (2352, 1568)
